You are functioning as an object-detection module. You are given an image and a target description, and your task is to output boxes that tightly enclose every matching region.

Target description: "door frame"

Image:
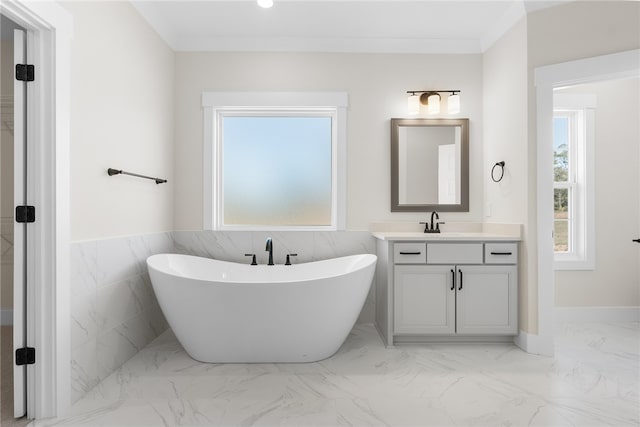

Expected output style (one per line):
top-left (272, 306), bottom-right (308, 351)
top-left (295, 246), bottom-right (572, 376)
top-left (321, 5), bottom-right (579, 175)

top-left (0, 1), bottom-right (72, 418)
top-left (535, 49), bottom-right (640, 356)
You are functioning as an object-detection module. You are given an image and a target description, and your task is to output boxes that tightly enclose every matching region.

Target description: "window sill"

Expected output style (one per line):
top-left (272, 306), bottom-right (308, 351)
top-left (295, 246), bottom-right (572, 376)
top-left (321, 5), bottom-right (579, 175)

top-left (554, 256), bottom-right (595, 271)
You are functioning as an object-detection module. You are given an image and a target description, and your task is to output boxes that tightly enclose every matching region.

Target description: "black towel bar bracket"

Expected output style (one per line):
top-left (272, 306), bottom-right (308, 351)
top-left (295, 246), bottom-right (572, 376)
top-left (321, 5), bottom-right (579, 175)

top-left (107, 168), bottom-right (167, 184)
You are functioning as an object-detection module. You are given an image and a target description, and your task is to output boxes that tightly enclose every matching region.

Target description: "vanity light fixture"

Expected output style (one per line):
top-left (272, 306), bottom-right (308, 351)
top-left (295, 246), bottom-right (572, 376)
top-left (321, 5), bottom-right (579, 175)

top-left (406, 90), bottom-right (461, 115)
top-left (407, 92), bottom-right (420, 115)
top-left (448, 92), bottom-right (461, 114)
top-left (257, 0), bottom-right (274, 8)
top-left (426, 93), bottom-right (441, 114)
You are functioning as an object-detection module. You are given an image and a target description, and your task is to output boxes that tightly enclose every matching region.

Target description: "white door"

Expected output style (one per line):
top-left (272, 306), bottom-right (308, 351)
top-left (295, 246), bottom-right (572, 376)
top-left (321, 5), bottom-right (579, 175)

top-left (438, 144), bottom-right (456, 204)
top-left (636, 114), bottom-right (640, 288)
top-left (13, 28), bottom-right (27, 418)
top-left (456, 266), bottom-right (518, 335)
top-left (394, 265), bottom-right (456, 335)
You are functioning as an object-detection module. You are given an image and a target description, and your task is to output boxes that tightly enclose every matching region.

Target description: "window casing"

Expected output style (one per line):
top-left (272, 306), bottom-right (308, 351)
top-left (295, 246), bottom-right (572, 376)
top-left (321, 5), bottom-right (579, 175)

top-left (553, 93), bottom-right (595, 270)
top-left (202, 92), bottom-right (347, 231)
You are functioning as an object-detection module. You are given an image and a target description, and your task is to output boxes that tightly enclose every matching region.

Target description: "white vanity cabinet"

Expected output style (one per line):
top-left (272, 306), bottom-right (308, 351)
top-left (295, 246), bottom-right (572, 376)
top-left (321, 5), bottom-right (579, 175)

top-left (375, 238), bottom-right (519, 346)
top-left (453, 265), bottom-right (517, 335)
top-left (394, 265), bottom-right (456, 334)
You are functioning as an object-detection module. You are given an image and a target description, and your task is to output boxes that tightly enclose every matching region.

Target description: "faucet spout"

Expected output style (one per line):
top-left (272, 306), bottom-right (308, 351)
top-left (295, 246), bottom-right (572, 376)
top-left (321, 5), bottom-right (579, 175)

top-left (430, 211), bottom-right (439, 233)
top-left (265, 237), bottom-right (274, 266)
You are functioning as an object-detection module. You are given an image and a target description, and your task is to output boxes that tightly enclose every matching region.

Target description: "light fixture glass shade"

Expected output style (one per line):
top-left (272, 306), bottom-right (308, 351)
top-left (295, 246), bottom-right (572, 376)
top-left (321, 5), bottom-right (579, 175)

top-left (257, 0), bottom-right (274, 8)
top-left (448, 93), bottom-right (461, 114)
top-left (427, 93), bottom-right (440, 114)
top-left (407, 94), bottom-right (420, 115)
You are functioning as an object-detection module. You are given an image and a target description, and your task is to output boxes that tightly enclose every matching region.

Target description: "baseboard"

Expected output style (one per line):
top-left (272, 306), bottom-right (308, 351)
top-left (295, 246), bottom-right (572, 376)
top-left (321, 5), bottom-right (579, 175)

top-left (555, 306), bottom-right (640, 323)
top-left (513, 330), bottom-right (553, 356)
top-left (0, 309), bottom-right (13, 326)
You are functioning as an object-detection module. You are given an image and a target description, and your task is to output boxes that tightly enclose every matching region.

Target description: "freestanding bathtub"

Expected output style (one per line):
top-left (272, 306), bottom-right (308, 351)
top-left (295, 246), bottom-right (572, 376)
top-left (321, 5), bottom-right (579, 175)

top-left (147, 253), bottom-right (377, 363)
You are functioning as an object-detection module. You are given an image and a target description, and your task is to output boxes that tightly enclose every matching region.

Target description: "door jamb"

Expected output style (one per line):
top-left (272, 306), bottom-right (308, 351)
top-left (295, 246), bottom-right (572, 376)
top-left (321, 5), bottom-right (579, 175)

top-left (0, 0), bottom-right (72, 418)
top-left (535, 49), bottom-right (640, 356)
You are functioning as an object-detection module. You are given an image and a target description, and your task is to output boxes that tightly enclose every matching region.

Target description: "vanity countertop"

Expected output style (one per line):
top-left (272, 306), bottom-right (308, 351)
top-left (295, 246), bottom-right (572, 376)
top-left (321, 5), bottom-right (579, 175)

top-left (370, 222), bottom-right (522, 242)
top-left (371, 231), bottom-right (521, 241)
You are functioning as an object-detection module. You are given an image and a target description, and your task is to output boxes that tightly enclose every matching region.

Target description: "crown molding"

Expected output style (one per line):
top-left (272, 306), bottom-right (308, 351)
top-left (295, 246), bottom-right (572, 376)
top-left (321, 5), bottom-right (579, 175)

top-left (176, 36), bottom-right (482, 54)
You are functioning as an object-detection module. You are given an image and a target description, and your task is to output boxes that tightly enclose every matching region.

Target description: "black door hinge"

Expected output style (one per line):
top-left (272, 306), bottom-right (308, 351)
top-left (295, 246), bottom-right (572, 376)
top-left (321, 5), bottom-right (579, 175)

top-left (15, 205), bottom-right (35, 223)
top-left (15, 64), bottom-right (35, 82)
top-left (16, 347), bottom-right (35, 366)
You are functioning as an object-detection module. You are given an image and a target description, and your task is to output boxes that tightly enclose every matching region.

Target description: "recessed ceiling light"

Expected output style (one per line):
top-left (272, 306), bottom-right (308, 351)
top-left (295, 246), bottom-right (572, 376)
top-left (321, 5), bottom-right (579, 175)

top-left (257, 0), bottom-right (273, 8)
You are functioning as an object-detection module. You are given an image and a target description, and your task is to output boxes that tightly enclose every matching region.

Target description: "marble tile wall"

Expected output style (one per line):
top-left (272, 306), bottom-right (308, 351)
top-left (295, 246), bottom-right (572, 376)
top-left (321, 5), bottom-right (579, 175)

top-left (71, 230), bottom-right (377, 403)
top-left (70, 232), bottom-right (174, 403)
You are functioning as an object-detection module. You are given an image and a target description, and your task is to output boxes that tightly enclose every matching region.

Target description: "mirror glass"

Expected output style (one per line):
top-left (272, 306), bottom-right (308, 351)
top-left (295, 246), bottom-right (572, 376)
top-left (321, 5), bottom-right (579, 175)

top-left (391, 118), bottom-right (469, 212)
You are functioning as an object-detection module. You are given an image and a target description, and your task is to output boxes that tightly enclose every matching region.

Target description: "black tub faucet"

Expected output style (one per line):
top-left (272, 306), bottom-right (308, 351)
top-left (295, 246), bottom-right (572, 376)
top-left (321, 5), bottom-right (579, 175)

top-left (265, 237), bottom-right (274, 266)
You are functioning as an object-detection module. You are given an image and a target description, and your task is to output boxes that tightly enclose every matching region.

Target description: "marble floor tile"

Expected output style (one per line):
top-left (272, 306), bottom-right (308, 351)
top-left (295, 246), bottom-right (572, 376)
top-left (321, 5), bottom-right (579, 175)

top-left (32, 322), bottom-right (639, 426)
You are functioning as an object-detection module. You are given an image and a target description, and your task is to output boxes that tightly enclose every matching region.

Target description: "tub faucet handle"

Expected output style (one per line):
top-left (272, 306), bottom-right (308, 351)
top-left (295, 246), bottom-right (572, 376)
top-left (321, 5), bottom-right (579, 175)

top-left (285, 253), bottom-right (298, 266)
top-left (244, 253), bottom-right (257, 266)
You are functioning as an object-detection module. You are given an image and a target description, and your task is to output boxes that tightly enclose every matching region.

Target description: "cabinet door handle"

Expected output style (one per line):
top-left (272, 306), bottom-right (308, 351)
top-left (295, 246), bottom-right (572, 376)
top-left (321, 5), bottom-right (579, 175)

top-left (399, 251), bottom-right (422, 255)
top-left (450, 269), bottom-right (455, 291)
top-left (458, 269), bottom-right (463, 290)
top-left (490, 252), bottom-right (513, 256)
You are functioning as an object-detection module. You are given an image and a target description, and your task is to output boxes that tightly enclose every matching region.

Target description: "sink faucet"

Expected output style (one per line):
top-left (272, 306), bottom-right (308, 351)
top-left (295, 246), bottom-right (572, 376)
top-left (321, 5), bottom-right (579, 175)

top-left (420, 211), bottom-right (443, 233)
top-left (265, 237), bottom-right (274, 266)
top-left (430, 211), bottom-right (439, 232)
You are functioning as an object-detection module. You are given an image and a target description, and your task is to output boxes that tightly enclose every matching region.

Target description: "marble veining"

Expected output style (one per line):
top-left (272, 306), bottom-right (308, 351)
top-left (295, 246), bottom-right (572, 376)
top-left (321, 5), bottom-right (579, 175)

top-left (49, 321), bottom-right (639, 426)
top-left (71, 230), bottom-right (376, 403)
top-left (70, 232), bottom-right (173, 403)
top-left (172, 230), bottom-right (376, 266)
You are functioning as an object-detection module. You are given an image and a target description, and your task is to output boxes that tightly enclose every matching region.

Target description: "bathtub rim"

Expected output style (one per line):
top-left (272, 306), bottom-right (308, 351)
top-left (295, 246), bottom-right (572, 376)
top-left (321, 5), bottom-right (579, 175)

top-left (147, 253), bottom-right (377, 285)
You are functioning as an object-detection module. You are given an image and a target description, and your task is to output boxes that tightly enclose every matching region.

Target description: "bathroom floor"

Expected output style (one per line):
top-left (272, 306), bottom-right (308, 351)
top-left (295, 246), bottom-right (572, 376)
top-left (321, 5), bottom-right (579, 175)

top-left (30, 322), bottom-right (639, 426)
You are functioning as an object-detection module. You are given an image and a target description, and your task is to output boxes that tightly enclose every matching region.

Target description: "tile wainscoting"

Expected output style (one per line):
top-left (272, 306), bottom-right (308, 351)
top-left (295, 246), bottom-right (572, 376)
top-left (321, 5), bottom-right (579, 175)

top-left (70, 230), bottom-right (377, 403)
top-left (70, 232), bottom-right (174, 403)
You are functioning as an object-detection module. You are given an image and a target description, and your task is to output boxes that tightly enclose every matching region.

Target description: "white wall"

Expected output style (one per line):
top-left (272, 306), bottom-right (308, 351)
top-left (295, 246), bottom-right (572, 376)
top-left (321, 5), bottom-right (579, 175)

top-left (555, 78), bottom-right (640, 307)
top-left (59, 0), bottom-right (177, 403)
top-left (525, 0), bottom-right (640, 332)
top-left (60, 1), bottom-right (175, 241)
top-left (482, 20), bottom-right (531, 331)
top-left (174, 52), bottom-right (483, 231)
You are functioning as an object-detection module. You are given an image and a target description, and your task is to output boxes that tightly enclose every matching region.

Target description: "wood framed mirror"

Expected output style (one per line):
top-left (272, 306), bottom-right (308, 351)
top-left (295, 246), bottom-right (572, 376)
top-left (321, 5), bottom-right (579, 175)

top-left (391, 118), bottom-right (469, 212)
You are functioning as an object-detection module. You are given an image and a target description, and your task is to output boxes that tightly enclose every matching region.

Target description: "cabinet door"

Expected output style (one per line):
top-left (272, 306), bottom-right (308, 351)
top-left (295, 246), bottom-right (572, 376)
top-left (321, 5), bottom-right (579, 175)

top-left (394, 265), bottom-right (456, 335)
top-left (456, 266), bottom-right (518, 335)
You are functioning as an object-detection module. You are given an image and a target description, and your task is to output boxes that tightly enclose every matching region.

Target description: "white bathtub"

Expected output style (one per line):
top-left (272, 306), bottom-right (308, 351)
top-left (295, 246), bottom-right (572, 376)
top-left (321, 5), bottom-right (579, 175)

top-left (147, 253), bottom-right (377, 363)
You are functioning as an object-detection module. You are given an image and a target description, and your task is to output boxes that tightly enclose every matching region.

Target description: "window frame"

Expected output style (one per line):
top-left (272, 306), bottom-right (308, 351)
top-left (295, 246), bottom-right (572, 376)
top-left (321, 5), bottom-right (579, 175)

top-left (553, 111), bottom-right (578, 254)
top-left (202, 92), bottom-right (348, 231)
top-left (553, 93), bottom-right (596, 270)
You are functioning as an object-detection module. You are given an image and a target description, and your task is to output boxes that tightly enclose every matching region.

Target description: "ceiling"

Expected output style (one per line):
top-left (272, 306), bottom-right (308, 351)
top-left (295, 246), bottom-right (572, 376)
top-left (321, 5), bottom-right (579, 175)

top-left (132, 0), bottom-right (570, 54)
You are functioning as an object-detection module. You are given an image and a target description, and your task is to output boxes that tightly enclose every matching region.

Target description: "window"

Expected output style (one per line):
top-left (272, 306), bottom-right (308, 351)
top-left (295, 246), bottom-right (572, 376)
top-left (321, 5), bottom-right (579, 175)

top-left (202, 92), bottom-right (347, 230)
top-left (553, 93), bottom-right (595, 270)
top-left (553, 113), bottom-right (574, 253)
